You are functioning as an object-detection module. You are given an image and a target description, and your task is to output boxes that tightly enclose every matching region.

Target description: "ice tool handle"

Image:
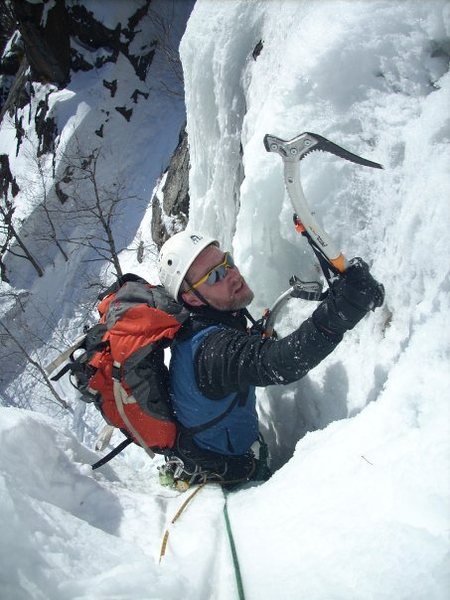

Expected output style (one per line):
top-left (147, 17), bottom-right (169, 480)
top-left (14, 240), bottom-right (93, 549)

top-left (263, 132), bottom-right (383, 274)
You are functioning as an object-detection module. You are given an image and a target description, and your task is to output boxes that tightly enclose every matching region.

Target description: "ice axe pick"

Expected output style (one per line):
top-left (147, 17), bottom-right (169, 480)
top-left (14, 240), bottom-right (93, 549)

top-left (263, 132), bottom-right (383, 276)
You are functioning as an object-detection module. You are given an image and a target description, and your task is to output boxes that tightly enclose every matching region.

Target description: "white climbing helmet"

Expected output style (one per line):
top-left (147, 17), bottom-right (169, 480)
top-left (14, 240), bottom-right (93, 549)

top-left (158, 231), bottom-right (218, 299)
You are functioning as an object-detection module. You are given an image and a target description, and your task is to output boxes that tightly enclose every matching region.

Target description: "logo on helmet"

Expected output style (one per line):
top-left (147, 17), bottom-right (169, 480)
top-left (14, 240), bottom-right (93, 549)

top-left (190, 235), bottom-right (203, 244)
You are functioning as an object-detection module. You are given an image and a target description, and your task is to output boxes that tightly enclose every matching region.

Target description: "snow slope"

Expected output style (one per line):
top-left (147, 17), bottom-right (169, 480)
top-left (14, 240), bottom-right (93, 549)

top-left (0, 408), bottom-right (234, 600)
top-left (1, 1), bottom-right (449, 599)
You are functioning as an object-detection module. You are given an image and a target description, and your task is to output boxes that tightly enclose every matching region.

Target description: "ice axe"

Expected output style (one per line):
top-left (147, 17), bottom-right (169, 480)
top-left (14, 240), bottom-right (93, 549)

top-left (264, 131), bottom-right (382, 276)
top-left (259, 132), bottom-right (383, 337)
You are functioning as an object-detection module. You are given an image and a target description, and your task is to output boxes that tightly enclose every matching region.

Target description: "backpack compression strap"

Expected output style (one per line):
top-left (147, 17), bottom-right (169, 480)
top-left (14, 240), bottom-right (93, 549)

top-left (91, 438), bottom-right (133, 470)
top-left (112, 361), bottom-right (156, 459)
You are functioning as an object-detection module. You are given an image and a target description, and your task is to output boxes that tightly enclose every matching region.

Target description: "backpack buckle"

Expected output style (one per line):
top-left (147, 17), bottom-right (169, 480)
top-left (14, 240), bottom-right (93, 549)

top-left (112, 361), bottom-right (121, 381)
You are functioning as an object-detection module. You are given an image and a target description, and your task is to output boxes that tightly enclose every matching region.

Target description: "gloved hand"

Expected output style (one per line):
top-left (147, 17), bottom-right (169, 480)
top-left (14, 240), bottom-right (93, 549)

top-left (312, 257), bottom-right (384, 337)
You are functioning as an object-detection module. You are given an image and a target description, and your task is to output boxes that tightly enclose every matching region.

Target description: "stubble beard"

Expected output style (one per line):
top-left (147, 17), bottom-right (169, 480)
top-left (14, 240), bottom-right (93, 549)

top-left (231, 287), bottom-right (255, 311)
top-left (214, 285), bottom-right (255, 312)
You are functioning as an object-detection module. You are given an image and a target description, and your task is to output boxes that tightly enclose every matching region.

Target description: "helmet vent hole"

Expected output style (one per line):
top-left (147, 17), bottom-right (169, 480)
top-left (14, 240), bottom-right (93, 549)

top-left (168, 259), bottom-right (173, 266)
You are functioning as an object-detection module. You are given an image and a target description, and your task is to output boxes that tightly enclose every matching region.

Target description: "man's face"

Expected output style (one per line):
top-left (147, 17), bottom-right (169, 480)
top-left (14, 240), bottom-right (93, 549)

top-left (181, 244), bottom-right (254, 311)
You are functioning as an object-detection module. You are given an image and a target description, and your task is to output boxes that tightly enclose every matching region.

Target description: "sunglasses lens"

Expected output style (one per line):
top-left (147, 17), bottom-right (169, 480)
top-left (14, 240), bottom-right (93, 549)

top-left (206, 264), bottom-right (226, 285)
top-left (192, 253), bottom-right (235, 289)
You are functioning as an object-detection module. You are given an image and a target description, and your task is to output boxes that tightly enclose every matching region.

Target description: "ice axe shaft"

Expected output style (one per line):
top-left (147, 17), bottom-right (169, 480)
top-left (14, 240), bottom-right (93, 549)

top-left (264, 132), bottom-right (383, 274)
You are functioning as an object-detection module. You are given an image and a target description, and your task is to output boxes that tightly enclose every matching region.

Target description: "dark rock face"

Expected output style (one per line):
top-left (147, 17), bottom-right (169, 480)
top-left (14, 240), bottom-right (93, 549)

top-left (0, 0), bottom-right (162, 180)
top-left (0, 153), bottom-right (20, 201)
top-left (0, 30), bottom-right (23, 77)
top-left (1, 0), bottom-right (157, 121)
top-left (8, 0), bottom-right (155, 87)
top-left (162, 126), bottom-right (190, 220)
top-left (68, 1), bottom-right (156, 80)
top-left (35, 94), bottom-right (57, 157)
top-left (0, 6), bottom-right (23, 112)
top-left (11, 0), bottom-right (71, 87)
top-left (151, 125), bottom-right (190, 249)
top-left (0, 153), bottom-right (19, 282)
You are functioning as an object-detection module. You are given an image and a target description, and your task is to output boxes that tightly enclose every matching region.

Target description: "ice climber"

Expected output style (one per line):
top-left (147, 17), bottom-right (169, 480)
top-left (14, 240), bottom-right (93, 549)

top-left (158, 230), bottom-right (384, 485)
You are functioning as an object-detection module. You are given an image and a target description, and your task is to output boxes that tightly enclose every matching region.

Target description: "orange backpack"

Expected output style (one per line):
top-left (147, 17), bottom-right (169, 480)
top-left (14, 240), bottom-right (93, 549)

top-left (51, 274), bottom-right (190, 455)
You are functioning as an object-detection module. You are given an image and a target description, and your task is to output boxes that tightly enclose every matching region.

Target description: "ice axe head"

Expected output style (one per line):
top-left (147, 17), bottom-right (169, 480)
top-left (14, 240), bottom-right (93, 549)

top-left (264, 132), bottom-right (383, 169)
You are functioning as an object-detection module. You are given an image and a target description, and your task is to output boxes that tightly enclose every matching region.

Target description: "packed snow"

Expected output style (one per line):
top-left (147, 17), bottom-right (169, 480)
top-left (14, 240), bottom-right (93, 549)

top-left (1, 1), bottom-right (449, 599)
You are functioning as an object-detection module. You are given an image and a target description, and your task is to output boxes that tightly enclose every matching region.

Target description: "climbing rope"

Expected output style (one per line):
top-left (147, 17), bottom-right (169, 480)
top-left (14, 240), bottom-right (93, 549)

top-left (158, 481), bottom-right (247, 600)
top-left (159, 482), bottom-right (207, 562)
top-left (223, 489), bottom-right (246, 600)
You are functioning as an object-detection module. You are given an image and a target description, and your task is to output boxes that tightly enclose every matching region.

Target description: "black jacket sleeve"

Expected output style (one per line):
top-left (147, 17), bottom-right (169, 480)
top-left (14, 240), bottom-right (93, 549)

top-left (195, 317), bottom-right (342, 399)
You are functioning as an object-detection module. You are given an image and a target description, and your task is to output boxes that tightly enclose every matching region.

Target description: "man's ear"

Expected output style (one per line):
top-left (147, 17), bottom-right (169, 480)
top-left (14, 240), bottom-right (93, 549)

top-left (180, 290), bottom-right (205, 307)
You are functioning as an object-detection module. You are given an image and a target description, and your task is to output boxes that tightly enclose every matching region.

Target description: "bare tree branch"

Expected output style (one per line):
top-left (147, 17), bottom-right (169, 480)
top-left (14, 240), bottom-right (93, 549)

top-left (52, 145), bottom-right (142, 279)
top-left (0, 319), bottom-right (72, 412)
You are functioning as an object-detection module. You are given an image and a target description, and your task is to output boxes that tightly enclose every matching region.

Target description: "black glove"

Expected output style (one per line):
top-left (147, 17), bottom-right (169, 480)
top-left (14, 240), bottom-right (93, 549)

top-left (312, 257), bottom-right (385, 337)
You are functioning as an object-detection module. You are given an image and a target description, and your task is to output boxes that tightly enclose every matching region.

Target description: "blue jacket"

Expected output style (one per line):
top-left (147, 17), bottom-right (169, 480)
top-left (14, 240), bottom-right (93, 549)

top-left (170, 326), bottom-right (259, 455)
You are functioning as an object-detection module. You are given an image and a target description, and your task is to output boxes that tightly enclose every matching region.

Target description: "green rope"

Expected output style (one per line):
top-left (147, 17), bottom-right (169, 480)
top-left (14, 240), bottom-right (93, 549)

top-left (223, 491), bottom-right (246, 600)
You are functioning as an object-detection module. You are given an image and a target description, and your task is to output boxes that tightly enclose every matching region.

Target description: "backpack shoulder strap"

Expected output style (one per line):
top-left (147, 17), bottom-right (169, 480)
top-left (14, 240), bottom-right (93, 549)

top-left (98, 273), bottom-right (147, 301)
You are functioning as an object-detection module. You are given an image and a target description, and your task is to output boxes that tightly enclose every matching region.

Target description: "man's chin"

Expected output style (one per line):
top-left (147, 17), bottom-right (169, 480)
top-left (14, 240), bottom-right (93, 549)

top-left (231, 287), bottom-right (254, 310)
top-left (211, 287), bottom-right (254, 312)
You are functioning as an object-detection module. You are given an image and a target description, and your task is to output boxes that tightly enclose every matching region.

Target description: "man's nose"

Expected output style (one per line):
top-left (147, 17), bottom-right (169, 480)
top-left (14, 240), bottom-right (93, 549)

top-left (226, 264), bottom-right (239, 279)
